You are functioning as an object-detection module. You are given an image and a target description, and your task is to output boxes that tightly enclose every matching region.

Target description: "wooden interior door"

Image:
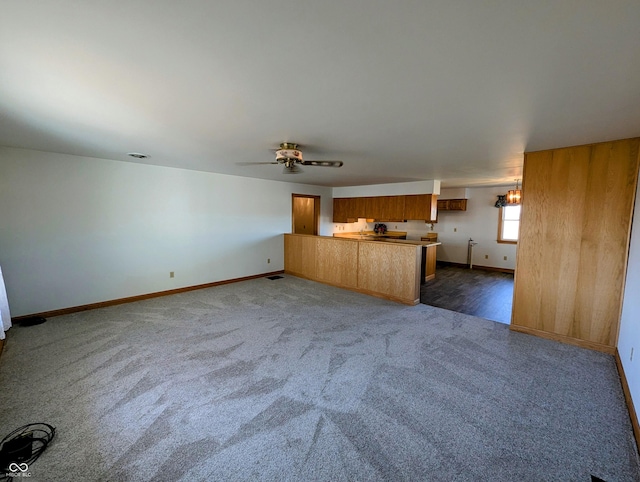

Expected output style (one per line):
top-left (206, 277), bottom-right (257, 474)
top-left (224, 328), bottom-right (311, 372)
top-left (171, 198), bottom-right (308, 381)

top-left (292, 194), bottom-right (320, 235)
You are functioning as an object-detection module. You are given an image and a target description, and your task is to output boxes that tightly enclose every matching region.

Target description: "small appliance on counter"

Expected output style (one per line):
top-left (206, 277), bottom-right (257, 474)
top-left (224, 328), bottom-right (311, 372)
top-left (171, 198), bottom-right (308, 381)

top-left (374, 223), bottom-right (387, 234)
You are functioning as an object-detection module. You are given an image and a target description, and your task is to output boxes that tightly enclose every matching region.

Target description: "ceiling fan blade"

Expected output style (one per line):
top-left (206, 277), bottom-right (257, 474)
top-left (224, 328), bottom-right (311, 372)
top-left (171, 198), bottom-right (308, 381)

top-left (236, 161), bottom-right (279, 166)
top-left (301, 160), bottom-right (344, 167)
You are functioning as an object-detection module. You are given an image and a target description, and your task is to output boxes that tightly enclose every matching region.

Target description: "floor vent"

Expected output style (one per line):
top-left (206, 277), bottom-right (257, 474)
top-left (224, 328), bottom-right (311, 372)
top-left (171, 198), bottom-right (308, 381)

top-left (266, 275), bottom-right (284, 280)
top-left (16, 316), bottom-right (47, 327)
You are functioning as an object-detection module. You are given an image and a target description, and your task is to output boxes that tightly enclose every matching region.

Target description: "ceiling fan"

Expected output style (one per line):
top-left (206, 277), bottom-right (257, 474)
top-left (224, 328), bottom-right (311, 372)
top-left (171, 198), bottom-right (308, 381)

top-left (239, 142), bottom-right (344, 174)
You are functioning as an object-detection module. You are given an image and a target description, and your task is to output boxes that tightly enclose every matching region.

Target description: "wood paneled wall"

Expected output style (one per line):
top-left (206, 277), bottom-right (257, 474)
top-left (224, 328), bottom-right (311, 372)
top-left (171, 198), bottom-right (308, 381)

top-left (284, 234), bottom-right (422, 304)
top-left (357, 242), bottom-right (421, 303)
top-left (284, 234), bottom-right (317, 279)
top-left (316, 237), bottom-right (359, 288)
top-left (511, 138), bottom-right (640, 352)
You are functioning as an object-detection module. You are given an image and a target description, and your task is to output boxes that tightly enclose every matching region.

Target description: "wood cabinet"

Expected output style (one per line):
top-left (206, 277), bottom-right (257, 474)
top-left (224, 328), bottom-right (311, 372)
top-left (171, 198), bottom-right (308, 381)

top-left (424, 244), bottom-right (437, 281)
top-left (332, 197), bottom-right (367, 222)
top-left (334, 194), bottom-right (437, 222)
top-left (387, 195), bottom-right (406, 221)
top-left (364, 196), bottom-right (380, 219)
top-left (437, 199), bottom-right (467, 211)
top-left (366, 195), bottom-right (405, 221)
top-left (352, 197), bottom-right (367, 219)
top-left (448, 199), bottom-right (467, 210)
top-left (404, 194), bottom-right (438, 221)
top-left (332, 198), bottom-right (350, 223)
top-left (511, 137), bottom-right (640, 353)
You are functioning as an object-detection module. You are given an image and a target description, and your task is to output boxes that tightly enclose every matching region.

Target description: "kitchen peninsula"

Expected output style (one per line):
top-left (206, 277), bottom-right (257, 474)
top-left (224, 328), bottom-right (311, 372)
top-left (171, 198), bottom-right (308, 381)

top-left (333, 230), bottom-right (408, 240)
top-left (284, 234), bottom-right (440, 305)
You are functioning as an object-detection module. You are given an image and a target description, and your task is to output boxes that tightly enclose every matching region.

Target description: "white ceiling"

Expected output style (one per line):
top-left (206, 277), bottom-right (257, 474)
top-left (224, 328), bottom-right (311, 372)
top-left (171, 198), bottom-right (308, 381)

top-left (1, 1), bottom-right (639, 188)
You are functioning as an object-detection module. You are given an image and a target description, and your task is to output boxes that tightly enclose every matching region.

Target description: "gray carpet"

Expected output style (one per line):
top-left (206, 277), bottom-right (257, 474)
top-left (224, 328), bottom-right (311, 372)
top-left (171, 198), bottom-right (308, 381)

top-left (0, 275), bottom-right (638, 481)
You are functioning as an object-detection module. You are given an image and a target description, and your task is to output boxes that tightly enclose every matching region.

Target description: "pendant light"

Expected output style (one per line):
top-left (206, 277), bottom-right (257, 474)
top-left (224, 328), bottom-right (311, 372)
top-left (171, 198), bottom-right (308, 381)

top-left (507, 179), bottom-right (522, 205)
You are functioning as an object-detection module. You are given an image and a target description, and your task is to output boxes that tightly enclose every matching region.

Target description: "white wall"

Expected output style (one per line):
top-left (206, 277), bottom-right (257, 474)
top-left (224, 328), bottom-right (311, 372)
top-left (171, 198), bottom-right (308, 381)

top-left (0, 147), bottom-right (332, 316)
top-left (439, 188), bottom-right (469, 200)
top-left (618, 176), bottom-right (640, 421)
top-left (435, 186), bottom-right (517, 270)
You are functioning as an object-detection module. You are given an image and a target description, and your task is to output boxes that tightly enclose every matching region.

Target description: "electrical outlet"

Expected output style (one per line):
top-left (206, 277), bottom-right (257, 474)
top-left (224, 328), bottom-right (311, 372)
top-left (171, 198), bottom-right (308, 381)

top-left (267, 258), bottom-right (271, 264)
top-left (484, 255), bottom-right (488, 259)
top-left (170, 271), bottom-right (174, 278)
top-left (504, 256), bottom-right (507, 260)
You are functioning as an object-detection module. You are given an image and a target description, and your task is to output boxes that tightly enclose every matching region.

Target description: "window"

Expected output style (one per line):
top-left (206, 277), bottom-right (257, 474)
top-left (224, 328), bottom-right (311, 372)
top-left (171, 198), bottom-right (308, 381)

top-left (498, 205), bottom-right (521, 243)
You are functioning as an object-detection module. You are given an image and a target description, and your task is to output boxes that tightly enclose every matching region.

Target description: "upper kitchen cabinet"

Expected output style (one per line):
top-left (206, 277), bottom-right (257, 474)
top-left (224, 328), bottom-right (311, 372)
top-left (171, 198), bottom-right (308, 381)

top-left (384, 195), bottom-right (406, 221)
top-left (404, 194), bottom-right (438, 221)
top-left (333, 198), bottom-right (350, 223)
top-left (333, 197), bottom-right (367, 222)
top-left (335, 194), bottom-right (439, 222)
top-left (437, 199), bottom-right (467, 211)
top-left (365, 196), bottom-right (382, 219)
top-left (366, 195), bottom-right (405, 221)
top-left (352, 197), bottom-right (367, 219)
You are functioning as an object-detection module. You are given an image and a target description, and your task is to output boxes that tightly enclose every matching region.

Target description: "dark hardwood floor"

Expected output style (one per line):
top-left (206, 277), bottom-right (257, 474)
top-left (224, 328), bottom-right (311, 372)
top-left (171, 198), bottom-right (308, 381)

top-left (420, 263), bottom-right (514, 324)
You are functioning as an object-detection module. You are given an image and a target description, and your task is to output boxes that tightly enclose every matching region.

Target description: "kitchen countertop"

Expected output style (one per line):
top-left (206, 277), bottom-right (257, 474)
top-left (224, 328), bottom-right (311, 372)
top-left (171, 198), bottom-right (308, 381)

top-left (333, 231), bottom-right (440, 246)
top-left (374, 239), bottom-right (441, 246)
top-left (333, 231), bottom-right (408, 240)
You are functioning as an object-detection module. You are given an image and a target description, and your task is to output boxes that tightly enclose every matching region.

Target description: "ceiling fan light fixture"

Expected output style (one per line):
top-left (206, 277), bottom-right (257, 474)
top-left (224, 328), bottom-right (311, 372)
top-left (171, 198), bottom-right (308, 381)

top-left (282, 160), bottom-right (301, 173)
top-left (275, 143), bottom-right (303, 164)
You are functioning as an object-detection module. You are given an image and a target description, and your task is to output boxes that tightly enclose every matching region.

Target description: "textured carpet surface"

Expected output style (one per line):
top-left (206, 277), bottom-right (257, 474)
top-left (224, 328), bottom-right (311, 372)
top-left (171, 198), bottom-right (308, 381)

top-left (0, 275), bottom-right (638, 481)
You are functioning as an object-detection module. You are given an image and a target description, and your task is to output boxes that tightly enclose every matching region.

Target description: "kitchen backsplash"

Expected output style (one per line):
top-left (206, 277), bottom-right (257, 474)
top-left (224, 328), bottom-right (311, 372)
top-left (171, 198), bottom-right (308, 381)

top-left (333, 219), bottom-right (435, 240)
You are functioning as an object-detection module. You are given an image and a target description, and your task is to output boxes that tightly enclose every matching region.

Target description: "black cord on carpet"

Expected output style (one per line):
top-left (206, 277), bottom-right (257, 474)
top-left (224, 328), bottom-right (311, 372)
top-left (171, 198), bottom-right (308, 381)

top-left (0, 423), bottom-right (55, 480)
